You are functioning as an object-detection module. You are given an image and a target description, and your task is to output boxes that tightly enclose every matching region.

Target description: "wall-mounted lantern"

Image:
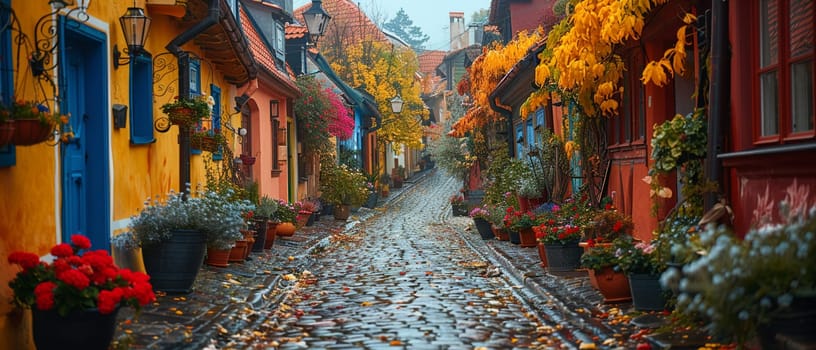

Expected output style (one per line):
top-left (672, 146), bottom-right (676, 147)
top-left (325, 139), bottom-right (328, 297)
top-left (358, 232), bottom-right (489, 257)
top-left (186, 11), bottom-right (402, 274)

top-left (302, 0), bottom-right (331, 44)
top-left (390, 94), bottom-right (404, 114)
top-left (113, 6), bottom-right (152, 69)
top-left (270, 100), bottom-right (279, 118)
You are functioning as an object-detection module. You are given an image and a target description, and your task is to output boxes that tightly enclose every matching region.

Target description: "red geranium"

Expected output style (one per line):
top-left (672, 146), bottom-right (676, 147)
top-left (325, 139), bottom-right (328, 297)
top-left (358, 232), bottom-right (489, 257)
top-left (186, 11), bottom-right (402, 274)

top-left (7, 234), bottom-right (155, 316)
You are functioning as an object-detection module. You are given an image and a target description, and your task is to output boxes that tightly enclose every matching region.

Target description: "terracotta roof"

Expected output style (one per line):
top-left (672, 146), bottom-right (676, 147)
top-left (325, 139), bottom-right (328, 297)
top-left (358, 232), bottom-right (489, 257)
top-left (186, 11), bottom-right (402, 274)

top-left (293, 0), bottom-right (387, 46)
top-left (240, 6), bottom-right (299, 94)
top-left (285, 23), bottom-right (308, 40)
top-left (418, 50), bottom-right (446, 75)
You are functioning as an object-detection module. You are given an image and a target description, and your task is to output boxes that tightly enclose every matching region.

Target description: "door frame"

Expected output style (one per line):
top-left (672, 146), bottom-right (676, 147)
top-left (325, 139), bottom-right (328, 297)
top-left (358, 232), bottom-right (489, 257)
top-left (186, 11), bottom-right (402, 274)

top-left (58, 17), bottom-right (111, 249)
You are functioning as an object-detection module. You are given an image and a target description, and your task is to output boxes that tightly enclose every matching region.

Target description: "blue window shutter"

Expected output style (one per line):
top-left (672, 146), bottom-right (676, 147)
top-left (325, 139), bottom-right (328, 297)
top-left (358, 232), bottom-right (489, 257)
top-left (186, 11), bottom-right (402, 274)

top-left (0, 0), bottom-right (15, 167)
top-left (129, 54), bottom-right (155, 144)
top-left (190, 59), bottom-right (201, 96)
top-left (211, 85), bottom-right (222, 161)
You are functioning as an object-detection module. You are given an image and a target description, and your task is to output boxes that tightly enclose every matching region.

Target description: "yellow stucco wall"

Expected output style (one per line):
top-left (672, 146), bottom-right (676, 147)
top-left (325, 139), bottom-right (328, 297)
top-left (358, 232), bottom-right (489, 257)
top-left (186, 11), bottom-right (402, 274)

top-left (0, 2), bottom-right (240, 348)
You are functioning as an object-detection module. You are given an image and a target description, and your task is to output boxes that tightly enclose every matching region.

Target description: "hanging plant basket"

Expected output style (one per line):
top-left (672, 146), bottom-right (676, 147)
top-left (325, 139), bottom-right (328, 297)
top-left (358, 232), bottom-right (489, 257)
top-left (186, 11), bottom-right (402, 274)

top-left (0, 120), bottom-right (14, 146)
top-left (12, 119), bottom-right (53, 146)
top-left (191, 135), bottom-right (219, 152)
top-left (240, 154), bottom-right (256, 165)
top-left (165, 106), bottom-right (204, 127)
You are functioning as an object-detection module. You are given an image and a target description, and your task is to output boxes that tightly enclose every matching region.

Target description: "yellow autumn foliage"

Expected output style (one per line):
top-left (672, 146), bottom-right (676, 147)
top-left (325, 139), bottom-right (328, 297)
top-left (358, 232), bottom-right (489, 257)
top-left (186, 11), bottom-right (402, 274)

top-left (527, 0), bottom-right (683, 118)
top-left (327, 41), bottom-right (428, 149)
top-left (450, 28), bottom-right (544, 137)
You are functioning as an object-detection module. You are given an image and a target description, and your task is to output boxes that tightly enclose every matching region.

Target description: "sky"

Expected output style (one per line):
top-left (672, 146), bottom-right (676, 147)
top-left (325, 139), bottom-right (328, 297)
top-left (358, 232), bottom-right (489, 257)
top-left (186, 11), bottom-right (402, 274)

top-left (292, 0), bottom-right (492, 51)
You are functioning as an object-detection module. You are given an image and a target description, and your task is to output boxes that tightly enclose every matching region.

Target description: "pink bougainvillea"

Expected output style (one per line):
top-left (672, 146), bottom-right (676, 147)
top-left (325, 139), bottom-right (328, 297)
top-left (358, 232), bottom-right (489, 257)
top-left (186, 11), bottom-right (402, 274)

top-left (325, 88), bottom-right (354, 140)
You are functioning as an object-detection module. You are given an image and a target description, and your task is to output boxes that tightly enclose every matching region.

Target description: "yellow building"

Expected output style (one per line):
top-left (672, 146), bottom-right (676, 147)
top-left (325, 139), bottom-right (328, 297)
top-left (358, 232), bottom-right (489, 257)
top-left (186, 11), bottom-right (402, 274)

top-left (0, 1), bottom-right (299, 347)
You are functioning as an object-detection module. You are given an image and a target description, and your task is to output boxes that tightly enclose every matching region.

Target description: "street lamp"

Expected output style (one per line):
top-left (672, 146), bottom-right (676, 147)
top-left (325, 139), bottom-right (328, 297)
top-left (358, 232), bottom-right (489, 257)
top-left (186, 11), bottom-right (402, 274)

top-left (113, 6), bottom-right (152, 69)
top-left (302, 0), bottom-right (331, 44)
top-left (390, 94), bottom-right (404, 114)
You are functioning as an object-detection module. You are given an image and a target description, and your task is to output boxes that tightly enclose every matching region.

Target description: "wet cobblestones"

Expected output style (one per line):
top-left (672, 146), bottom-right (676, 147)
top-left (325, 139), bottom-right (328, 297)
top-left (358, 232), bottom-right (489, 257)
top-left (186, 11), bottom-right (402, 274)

top-left (113, 170), bottom-right (663, 349)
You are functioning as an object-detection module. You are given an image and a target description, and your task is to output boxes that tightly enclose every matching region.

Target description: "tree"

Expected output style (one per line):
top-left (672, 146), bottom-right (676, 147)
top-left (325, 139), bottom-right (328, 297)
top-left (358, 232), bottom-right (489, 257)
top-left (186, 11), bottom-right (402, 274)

top-left (382, 8), bottom-right (430, 50)
top-left (328, 40), bottom-right (427, 150)
top-left (471, 9), bottom-right (489, 24)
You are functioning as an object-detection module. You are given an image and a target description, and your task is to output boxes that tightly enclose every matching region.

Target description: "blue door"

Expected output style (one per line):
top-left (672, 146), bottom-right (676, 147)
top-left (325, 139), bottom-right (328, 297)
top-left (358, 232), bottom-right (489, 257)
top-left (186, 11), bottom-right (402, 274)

top-left (60, 20), bottom-right (110, 250)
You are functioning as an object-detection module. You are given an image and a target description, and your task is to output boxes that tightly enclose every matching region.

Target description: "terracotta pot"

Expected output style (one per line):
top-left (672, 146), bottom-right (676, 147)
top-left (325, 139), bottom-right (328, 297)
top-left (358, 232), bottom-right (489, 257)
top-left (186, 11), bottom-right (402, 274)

top-left (276, 222), bottom-right (296, 237)
top-left (264, 222), bottom-right (278, 249)
top-left (536, 242), bottom-right (549, 267)
top-left (296, 211), bottom-right (311, 228)
top-left (589, 267), bottom-right (631, 303)
top-left (333, 204), bottom-right (351, 221)
top-left (12, 119), bottom-right (52, 145)
top-left (492, 226), bottom-right (510, 241)
top-left (229, 240), bottom-right (248, 263)
top-left (205, 247), bottom-right (230, 267)
top-left (518, 227), bottom-right (537, 247)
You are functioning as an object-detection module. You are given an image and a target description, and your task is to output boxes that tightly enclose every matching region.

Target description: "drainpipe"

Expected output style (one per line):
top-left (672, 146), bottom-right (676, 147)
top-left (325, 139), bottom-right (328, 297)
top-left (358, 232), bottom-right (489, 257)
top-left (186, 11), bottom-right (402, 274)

top-left (706, 2), bottom-right (729, 210)
top-left (165, 0), bottom-right (221, 191)
top-left (489, 95), bottom-right (514, 157)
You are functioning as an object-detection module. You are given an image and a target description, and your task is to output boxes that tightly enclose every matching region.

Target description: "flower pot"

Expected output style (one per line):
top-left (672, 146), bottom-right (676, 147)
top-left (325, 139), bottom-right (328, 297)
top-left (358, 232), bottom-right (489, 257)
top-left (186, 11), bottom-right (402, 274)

top-left (451, 203), bottom-right (468, 216)
top-left (141, 229), bottom-right (207, 294)
top-left (363, 192), bottom-right (379, 208)
top-left (264, 222), bottom-right (278, 249)
top-left (518, 227), bottom-right (537, 247)
top-left (473, 217), bottom-right (495, 240)
top-left (627, 273), bottom-right (668, 311)
top-left (757, 297), bottom-right (816, 349)
top-left (191, 135), bottom-right (218, 152)
top-left (589, 267), bottom-right (632, 303)
top-left (166, 106), bottom-right (201, 126)
top-left (307, 212), bottom-right (316, 226)
top-left (251, 219), bottom-right (267, 252)
top-left (544, 242), bottom-right (583, 272)
top-left (228, 240), bottom-right (248, 263)
top-left (0, 120), bottom-right (13, 145)
top-left (296, 211), bottom-right (311, 228)
top-left (334, 204), bottom-right (351, 221)
top-left (516, 194), bottom-right (531, 212)
top-left (12, 119), bottom-right (52, 146)
top-left (536, 242), bottom-right (549, 267)
top-left (508, 229), bottom-right (521, 245)
top-left (492, 226), bottom-right (510, 241)
top-left (206, 247), bottom-right (230, 267)
top-left (240, 154), bottom-right (256, 165)
top-left (32, 307), bottom-right (120, 350)
top-left (276, 222), bottom-right (296, 237)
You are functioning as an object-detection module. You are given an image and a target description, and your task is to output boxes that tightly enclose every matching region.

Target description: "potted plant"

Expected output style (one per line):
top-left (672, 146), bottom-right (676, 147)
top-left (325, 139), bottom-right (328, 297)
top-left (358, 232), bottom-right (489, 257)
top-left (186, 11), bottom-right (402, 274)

top-left (254, 196), bottom-right (278, 250)
top-left (128, 188), bottom-right (250, 292)
top-left (2, 99), bottom-right (63, 145)
top-left (579, 241), bottom-right (632, 303)
top-left (662, 202), bottom-right (816, 346)
top-left (534, 221), bottom-right (583, 272)
top-left (469, 206), bottom-right (494, 240)
top-left (320, 164), bottom-right (369, 220)
top-left (614, 236), bottom-right (668, 311)
top-left (504, 207), bottom-right (538, 247)
top-left (486, 203), bottom-right (511, 241)
top-left (160, 95), bottom-right (212, 127)
top-left (7, 234), bottom-right (155, 349)
top-left (450, 192), bottom-right (468, 216)
top-left (190, 127), bottom-right (226, 153)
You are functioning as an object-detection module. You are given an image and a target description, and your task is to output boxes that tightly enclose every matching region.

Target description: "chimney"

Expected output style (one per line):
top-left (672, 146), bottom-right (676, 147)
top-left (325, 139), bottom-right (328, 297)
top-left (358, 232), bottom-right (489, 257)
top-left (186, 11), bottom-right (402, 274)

top-left (449, 12), bottom-right (465, 50)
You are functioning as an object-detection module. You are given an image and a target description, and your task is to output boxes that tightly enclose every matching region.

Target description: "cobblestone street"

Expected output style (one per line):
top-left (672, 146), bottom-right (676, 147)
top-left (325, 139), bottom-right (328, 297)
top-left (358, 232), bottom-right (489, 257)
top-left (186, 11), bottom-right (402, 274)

top-left (114, 170), bottom-right (663, 349)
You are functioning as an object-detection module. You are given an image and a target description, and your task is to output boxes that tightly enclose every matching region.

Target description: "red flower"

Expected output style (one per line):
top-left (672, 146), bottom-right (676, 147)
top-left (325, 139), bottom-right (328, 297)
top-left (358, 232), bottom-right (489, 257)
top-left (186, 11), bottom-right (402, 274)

top-left (587, 238), bottom-right (596, 247)
top-left (51, 243), bottom-right (74, 258)
top-left (98, 289), bottom-right (124, 314)
top-left (70, 234), bottom-right (91, 250)
top-left (8, 252), bottom-right (41, 270)
top-left (34, 282), bottom-right (57, 310)
top-left (57, 269), bottom-right (90, 290)
top-left (613, 220), bottom-right (623, 232)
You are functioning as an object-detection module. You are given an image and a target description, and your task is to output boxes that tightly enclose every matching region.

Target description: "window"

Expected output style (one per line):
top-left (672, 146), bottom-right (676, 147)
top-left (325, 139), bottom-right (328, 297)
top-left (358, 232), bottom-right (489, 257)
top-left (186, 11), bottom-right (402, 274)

top-left (526, 119), bottom-right (534, 148)
top-left (129, 53), bottom-right (155, 144)
top-left (274, 23), bottom-right (285, 61)
top-left (534, 108), bottom-right (547, 145)
top-left (211, 85), bottom-right (222, 161)
top-left (609, 50), bottom-right (646, 146)
top-left (189, 58), bottom-right (201, 96)
top-left (757, 0), bottom-right (815, 141)
top-left (271, 118), bottom-right (280, 173)
top-left (0, 0), bottom-right (15, 167)
top-left (515, 124), bottom-right (524, 157)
